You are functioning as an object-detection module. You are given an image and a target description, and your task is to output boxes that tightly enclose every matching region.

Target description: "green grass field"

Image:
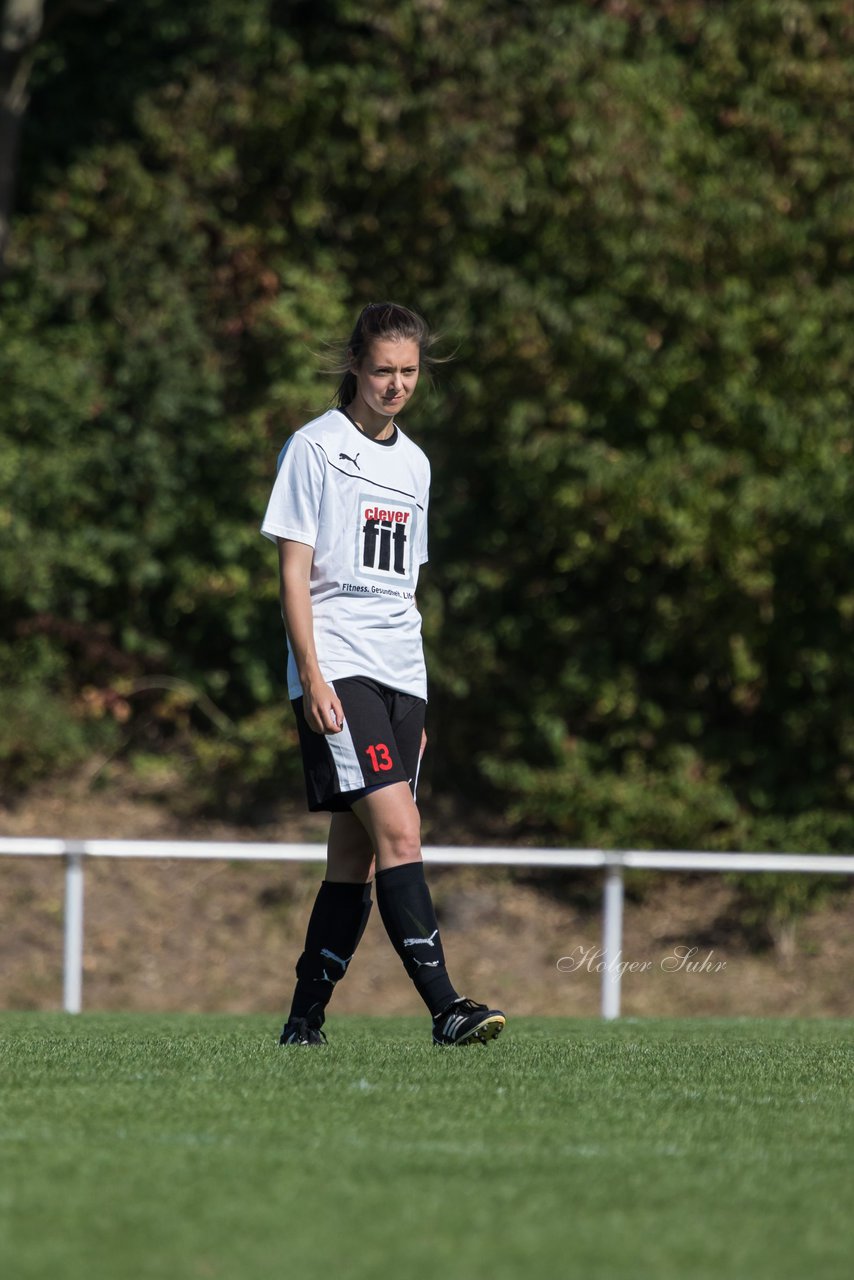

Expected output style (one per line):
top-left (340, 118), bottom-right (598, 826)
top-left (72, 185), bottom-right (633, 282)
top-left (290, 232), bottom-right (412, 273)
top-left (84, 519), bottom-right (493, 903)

top-left (1, 1015), bottom-right (852, 1280)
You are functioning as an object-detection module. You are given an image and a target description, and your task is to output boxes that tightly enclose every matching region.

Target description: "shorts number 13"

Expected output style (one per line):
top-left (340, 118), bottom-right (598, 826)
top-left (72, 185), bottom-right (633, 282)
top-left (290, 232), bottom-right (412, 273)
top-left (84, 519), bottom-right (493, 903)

top-left (365, 743), bottom-right (393, 772)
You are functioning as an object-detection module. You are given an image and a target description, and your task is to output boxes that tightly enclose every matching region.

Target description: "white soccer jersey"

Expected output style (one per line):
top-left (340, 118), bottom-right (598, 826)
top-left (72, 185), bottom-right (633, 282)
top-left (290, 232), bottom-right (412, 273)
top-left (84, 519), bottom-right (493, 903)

top-left (261, 409), bottom-right (430, 700)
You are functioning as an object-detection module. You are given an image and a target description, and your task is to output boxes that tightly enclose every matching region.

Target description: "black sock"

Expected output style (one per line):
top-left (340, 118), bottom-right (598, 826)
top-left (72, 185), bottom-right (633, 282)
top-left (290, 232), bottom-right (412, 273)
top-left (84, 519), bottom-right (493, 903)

top-left (375, 862), bottom-right (459, 1017)
top-left (288, 880), bottom-right (373, 1025)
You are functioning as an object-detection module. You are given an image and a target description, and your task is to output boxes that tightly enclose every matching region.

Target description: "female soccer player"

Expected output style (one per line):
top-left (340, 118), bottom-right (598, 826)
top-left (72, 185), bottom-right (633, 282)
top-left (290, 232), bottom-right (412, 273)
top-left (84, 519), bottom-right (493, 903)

top-left (261, 302), bottom-right (505, 1047)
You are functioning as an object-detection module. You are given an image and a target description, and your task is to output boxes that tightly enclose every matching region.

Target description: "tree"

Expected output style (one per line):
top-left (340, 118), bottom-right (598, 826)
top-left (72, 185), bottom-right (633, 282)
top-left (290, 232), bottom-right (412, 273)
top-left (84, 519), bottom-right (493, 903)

top-left (3, 0), bottom-right (854, 904)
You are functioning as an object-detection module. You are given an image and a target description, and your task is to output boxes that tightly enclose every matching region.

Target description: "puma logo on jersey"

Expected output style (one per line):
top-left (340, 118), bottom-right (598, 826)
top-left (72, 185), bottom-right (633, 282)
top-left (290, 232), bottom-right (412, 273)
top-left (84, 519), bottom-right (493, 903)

top-left (339, 452), bottom-right (361, 469)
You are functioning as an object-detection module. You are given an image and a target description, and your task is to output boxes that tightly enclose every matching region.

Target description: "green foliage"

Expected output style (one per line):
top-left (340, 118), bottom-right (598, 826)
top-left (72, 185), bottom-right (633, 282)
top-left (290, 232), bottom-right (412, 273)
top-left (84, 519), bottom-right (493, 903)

top-left (483, 743), bottom-right (741, 852)
top-left (3, 0), bottom-right (854, 931)
top-left (182, 703), bottom-right (305, 818)
top-left (0, 682), bottom-right (116, 788)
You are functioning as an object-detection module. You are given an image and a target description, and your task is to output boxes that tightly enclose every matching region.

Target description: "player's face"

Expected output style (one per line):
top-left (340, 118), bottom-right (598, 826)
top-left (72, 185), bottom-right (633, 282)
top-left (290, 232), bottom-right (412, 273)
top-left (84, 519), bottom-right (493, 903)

top-left (351, 338), bottom-right (420, 422)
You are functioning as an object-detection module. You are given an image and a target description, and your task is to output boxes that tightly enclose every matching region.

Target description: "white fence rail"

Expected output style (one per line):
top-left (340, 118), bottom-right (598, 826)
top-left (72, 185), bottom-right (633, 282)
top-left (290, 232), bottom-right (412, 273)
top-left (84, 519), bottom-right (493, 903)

top-left (2, 838), bottom-right (854, 1019)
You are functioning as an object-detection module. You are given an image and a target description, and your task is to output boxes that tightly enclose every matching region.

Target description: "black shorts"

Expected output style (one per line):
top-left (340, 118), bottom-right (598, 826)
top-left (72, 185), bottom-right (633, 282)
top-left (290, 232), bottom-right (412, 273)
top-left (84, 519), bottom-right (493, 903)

top-left (292, 676), bottom-right (426, 813)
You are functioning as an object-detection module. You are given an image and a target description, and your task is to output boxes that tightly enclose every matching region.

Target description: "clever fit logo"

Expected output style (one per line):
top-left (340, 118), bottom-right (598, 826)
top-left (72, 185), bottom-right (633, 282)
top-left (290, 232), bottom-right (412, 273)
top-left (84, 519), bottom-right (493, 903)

top-left (357, 497), bottom-right (415, 582)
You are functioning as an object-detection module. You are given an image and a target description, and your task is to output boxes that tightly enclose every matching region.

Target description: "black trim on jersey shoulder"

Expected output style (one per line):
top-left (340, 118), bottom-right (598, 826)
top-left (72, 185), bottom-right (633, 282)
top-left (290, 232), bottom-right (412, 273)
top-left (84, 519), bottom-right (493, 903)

top-left (340, 407), bottom-right (399, 447)
top-left (314, 443), bottom-right (425, 510)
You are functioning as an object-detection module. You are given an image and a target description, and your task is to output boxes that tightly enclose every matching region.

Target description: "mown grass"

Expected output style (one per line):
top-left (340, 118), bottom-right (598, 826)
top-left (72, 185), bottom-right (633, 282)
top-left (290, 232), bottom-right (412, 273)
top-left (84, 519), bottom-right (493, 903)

top-left (1, 1015), bottom-right (852, 1280)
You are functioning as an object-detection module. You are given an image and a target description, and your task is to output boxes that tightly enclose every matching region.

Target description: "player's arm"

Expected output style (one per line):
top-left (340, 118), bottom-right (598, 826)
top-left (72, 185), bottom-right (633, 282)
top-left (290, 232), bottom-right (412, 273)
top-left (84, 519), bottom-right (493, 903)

top-left (277, 538), bottom-right (344, 735)
top-left (413, 590), bottom-right (427, 761)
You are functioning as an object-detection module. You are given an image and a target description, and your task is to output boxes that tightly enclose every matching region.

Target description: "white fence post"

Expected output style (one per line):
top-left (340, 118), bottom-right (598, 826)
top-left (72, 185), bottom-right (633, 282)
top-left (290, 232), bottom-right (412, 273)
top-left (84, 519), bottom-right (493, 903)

top-left (601, 861), bottom-right (624, 1020)
top-left (63, 848), bottom-right (85, 1014)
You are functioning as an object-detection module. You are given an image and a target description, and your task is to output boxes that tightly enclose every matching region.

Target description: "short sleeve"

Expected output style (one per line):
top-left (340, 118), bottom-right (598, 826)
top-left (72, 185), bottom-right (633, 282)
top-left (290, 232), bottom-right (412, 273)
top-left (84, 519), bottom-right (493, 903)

top-left (260, 432), bottom-right (325, 546)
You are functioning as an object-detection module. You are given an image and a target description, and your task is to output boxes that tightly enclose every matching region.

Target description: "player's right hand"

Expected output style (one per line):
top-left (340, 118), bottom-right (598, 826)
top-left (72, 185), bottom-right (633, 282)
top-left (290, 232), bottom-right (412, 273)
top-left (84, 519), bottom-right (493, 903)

top-left (304, 680), bottom-right (345, 735)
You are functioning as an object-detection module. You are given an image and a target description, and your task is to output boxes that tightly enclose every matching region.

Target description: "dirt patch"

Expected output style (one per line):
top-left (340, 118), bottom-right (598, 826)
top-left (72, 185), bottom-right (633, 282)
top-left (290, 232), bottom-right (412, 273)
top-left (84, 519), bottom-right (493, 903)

top-left (2, 772), bottom-right (853, 1020)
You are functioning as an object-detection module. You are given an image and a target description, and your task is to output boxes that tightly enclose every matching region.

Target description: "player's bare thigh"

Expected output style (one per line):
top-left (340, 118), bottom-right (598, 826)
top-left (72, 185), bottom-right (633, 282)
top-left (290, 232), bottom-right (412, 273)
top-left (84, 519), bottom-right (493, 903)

top-left (351, 781), bottom-right (421, 871)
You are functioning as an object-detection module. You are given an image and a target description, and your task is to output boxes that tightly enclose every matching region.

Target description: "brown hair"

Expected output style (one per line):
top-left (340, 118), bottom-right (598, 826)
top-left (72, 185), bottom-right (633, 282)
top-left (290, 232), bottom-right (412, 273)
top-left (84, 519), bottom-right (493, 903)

top-left (333, 302), bottom-right (441, 408)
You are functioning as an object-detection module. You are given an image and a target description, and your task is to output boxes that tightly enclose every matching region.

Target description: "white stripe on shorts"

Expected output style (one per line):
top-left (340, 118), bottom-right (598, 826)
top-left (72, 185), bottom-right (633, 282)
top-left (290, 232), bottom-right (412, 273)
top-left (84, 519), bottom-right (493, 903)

top-left (412, 745), bottom-right (423, 803)
top-left (325, 693), bottom-right (366, 793)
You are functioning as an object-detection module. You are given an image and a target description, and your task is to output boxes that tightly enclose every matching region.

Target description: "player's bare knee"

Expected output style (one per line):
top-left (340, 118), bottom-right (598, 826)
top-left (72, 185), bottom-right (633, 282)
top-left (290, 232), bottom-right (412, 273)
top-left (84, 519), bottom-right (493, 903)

top-left (380, 815), bottom-right (421, 865)
top-left (384, 842), bottom-right (421, 866)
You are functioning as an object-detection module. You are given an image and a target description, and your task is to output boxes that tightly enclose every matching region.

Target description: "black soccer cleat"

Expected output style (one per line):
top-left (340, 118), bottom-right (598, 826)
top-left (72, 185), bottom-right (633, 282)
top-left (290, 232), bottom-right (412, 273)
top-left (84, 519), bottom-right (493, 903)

top-left (279, 1017), bottom-right (328, 1046)
top-left (432, 997), bottom-right (506, 1047)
